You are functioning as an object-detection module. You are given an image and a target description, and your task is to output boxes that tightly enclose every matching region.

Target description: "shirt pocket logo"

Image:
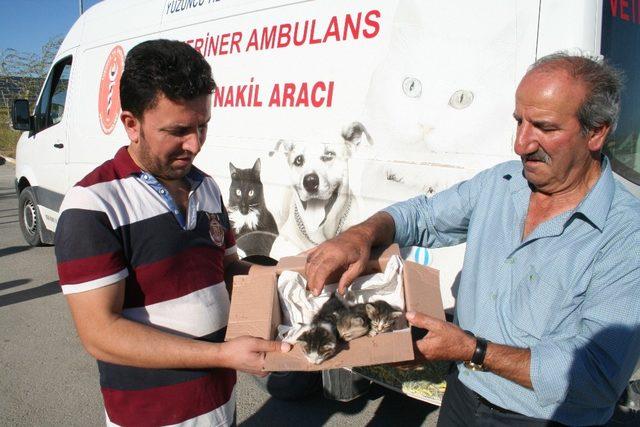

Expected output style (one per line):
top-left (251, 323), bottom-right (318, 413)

top-left (206, 212), bottom-right (226, 247)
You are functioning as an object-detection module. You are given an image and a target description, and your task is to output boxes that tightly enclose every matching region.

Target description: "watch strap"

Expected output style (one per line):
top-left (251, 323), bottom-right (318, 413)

top-left (471, 337), bottom-right (488, 366)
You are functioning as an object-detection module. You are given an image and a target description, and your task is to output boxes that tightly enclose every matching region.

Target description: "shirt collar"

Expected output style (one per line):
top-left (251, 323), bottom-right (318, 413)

top-left (113, 145), bottom-right (205, 187)
top-left (573, 155), bottom-right (615, 232)
top-left (507, 156), bottom-right (615, 233)
top-left (113, 146), bottom-right (142, 177)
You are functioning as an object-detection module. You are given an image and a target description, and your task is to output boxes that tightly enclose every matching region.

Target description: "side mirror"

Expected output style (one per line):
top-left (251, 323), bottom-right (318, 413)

top-left (11, 99), bottom-right (32, 132)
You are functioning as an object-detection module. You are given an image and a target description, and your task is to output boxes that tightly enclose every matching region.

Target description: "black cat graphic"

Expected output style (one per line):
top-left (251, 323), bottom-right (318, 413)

top-left (228, 159), bottom-right (279, 256)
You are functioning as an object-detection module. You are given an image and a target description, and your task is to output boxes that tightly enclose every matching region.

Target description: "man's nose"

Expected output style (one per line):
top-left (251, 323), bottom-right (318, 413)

top-left (514, 122), bottom-right (538, 156)
top-left (182, 132), bottom-right (202, 154)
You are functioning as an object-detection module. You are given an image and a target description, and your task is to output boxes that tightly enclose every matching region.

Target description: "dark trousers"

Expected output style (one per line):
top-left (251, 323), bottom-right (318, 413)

top-left (437, 368), bottom-right (565, 427)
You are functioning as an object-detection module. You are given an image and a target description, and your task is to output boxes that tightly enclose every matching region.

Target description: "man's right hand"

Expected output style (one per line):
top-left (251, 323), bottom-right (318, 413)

top-left (305, 212), bottom-right (396, 296)
top-left (305, 226), bottom-right (373, 296)
top-left (218, 336), bottom-right (291, 376)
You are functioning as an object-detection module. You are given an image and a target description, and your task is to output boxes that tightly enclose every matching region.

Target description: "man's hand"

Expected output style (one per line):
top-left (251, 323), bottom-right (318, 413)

top-left (305, 228), bottom-right (371, 296)
top-left (305, 211), bottom-right (396, 296)
top-left (406, 311), bottom-right (475, 362)
top-left (217, 336), bottom-right (291, 376)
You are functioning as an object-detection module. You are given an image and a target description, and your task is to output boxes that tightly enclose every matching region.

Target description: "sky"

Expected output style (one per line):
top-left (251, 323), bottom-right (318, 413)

top-left (0, 0), bottom-right (102, 55)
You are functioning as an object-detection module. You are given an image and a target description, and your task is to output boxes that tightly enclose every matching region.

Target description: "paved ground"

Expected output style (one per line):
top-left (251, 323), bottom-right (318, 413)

top-left (0, 160), bottom-right (439, 426)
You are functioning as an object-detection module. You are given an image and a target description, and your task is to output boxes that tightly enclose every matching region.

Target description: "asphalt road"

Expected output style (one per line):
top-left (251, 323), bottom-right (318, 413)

top-left (0, 160), bottom-right (439, 426)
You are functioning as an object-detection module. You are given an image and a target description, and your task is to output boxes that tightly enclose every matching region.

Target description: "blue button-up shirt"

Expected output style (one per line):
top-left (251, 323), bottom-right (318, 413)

top-left (138, 168), bottom-right (205, 230)
top-left (384, 157), bottom-right (640, 425)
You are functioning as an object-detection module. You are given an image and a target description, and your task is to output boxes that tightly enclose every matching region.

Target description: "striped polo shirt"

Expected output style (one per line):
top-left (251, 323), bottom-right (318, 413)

top-left (55, 146), bottom-right (237, 426)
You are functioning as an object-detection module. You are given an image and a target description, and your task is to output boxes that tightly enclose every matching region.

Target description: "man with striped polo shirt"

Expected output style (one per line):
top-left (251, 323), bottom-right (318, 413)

top-left (54, 39), bottom-right (288, 426)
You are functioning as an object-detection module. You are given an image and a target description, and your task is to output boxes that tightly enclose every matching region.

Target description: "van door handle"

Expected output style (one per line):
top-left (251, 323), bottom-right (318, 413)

top-left (54, 143), bottom-right (64, 149)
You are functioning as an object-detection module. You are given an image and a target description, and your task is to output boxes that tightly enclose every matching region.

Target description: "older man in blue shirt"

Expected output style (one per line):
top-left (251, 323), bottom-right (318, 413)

top-left (305, 53), bottom-right (640, 426)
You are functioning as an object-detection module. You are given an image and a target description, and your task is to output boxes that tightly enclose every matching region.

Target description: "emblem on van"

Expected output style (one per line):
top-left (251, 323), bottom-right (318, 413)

top-left (98, 45), bottom-right (125, 135)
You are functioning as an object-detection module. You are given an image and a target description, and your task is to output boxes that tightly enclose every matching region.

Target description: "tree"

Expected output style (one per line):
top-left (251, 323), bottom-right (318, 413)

top-left (0, 35), bottom-right (62, 156)
top-left (0, 35), bottom-right (63, 107)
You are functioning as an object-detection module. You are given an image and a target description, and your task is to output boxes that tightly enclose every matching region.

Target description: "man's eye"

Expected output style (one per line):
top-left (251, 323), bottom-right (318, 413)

top-left (170, 129), bottom-right (189, 137)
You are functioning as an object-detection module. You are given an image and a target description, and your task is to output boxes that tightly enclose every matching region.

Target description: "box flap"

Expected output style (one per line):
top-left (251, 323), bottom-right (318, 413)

top-left (263, 329), bottom-right (414, 371)
top-left (404, 261), bottom-right (445, 321)
top-left (225, 273), bottom-right (277, 341)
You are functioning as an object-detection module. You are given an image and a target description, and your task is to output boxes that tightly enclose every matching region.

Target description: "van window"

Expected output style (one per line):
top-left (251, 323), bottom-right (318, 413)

top-left (601, 4), bottom-right (640, 185)
top-left (34, 56), bottom-right (72, 133)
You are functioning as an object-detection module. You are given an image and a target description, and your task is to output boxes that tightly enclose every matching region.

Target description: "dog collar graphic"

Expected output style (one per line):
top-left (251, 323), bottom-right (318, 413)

top-left (294, 195), bottom-right (352, 245)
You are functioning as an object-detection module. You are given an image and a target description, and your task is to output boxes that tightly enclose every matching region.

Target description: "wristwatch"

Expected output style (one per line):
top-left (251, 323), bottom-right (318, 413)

top-left (463, 330), bottom-right (489, 371)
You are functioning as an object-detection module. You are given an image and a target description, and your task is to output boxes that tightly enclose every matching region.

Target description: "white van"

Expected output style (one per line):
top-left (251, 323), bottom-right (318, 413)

top-left (11, 0), bottom-right (640, 404)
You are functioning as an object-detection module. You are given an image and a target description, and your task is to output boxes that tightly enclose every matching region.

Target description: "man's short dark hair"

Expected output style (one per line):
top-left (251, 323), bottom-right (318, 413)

top-left (528, 52), bottom-right (624, 136)
top-left (120, 39), bottom-right (216, 118)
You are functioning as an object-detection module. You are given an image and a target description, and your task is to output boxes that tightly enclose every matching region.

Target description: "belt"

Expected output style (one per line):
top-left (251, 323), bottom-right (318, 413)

top-left (475, 393), bottom-right (519, 415)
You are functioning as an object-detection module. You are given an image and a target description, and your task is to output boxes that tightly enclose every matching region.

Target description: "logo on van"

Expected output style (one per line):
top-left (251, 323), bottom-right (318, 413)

top-left (98, 45), bottom-right (125, 135)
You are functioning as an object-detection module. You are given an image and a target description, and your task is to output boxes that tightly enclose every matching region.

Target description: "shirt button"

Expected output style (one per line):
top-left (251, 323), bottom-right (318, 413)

top-left (491, 293), bottom-right (497, 301)
top-left (160, 189), bottom-right (166, 195)
top-left (142, 174), bottom-right (148, 180)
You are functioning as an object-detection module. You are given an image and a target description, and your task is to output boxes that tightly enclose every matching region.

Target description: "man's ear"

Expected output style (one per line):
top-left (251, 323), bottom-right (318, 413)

top-left (587, 123), bottom-right (611, 152)
top-left (120, 110), bottom-right (141, 144)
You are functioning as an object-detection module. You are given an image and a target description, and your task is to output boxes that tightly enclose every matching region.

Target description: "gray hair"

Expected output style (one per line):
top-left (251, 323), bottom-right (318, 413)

top-left (528, 52), bottom-right (624, 136)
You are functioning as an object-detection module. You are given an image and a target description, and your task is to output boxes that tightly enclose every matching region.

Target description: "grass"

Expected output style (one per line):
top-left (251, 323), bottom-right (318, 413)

top-left (0, 107), bottom-right (20, 158)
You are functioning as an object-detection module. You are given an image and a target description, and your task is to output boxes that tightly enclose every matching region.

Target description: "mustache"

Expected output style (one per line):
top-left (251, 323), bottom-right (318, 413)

top-left (523, 149), bottom-right (550, 164)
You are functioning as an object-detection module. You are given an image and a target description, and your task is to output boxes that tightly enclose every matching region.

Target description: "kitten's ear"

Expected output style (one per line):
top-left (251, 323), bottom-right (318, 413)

top-left (252, 158), bottom-right (261, 175)
top-left (391, 311), bottom-right (403, 320)
top-left (229, 162), bottom-right (237, 177)
top-left (297, 332), bottom-right (308, 344)
top-left (365, 303), bottom-right (377, 318)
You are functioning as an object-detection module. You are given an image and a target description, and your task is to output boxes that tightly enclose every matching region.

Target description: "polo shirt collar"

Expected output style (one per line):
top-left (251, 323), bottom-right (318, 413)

top-left (113, 146), bottom-right (142, 177)
top-left (112, 145), bottom-right (205, 187)
top-left (508, 156), bottom-right (614, 233)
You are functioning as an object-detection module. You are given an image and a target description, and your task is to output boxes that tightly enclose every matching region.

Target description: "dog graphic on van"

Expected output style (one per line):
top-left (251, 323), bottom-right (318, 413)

top-left (269, 122), bottom-right (371, 258)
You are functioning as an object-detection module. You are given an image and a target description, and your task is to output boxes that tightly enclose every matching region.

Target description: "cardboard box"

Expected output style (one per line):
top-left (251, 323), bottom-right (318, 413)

top-left (225, 244), bottom-right (445, 371)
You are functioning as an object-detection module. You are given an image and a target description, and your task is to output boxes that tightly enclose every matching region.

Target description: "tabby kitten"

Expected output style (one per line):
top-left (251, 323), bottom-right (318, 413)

top-left (336, 303), bottom-right (370, 342)
top-left (365, 300), bottom-right (403, 336)
top-left (227, 159), bottom-right (278, 238)
top-left (297, 293), bottom-right (346, 364)
top-left (297, 323), bottom-right (338, 365)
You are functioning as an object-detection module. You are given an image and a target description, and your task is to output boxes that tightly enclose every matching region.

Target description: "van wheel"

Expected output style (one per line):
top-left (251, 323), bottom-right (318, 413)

top-left (19, 187), bottom-right (44, 246)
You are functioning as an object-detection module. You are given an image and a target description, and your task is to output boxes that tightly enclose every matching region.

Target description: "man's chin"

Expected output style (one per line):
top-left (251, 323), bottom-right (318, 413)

top-left (160, 165), bottom-right (192, 180)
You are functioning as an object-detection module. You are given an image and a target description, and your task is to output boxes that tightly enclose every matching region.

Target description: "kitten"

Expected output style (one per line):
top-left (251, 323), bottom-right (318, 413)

top-left (365, 300), bottom-right (403, 336)
top-left (297, 323), bottom-right (337, 365)
top-left (227, 159), bottom-right (278, 238)
top-left (297, 293), bottom-right (346, 364)
top-left (336, 303), bottom-right (370, 341)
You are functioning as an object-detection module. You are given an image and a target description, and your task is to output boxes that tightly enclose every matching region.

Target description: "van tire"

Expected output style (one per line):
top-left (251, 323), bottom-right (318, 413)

top-left (252, 371), bottom-right (322, 401)
top-left (19, 187), bottom-right (44, 247)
